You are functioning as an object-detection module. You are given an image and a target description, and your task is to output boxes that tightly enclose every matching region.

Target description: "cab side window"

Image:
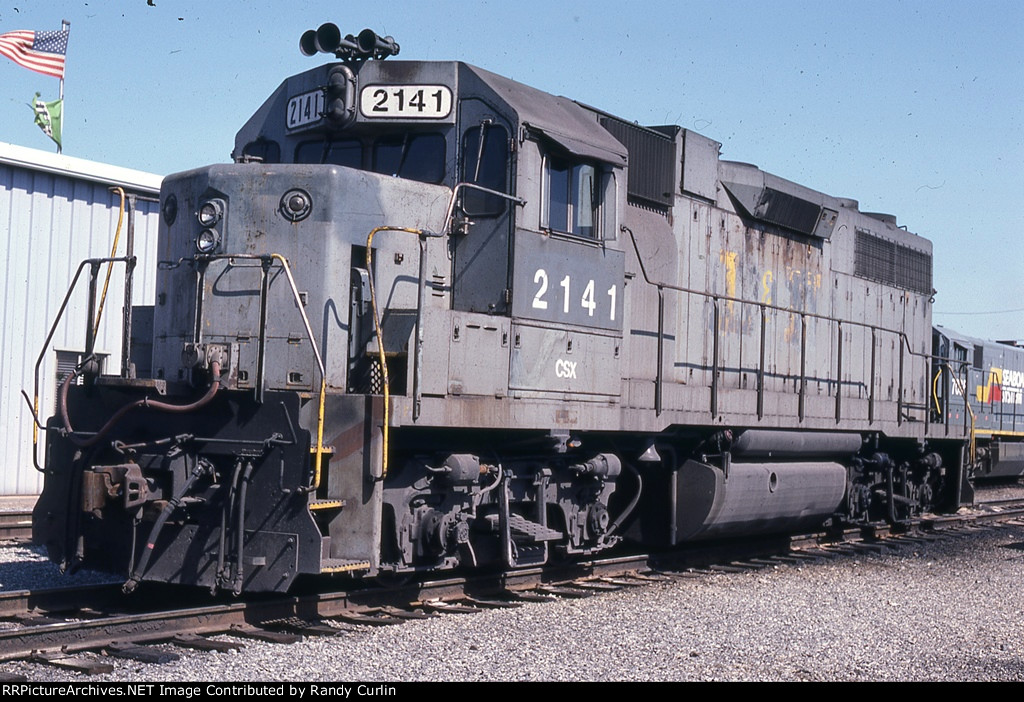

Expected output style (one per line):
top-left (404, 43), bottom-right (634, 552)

top-left (543, 155), bottom-right (597, 238)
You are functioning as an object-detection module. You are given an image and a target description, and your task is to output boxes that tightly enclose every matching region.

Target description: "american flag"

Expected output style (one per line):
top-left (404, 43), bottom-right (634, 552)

top-left (0, 29), bottom-right (68, 79)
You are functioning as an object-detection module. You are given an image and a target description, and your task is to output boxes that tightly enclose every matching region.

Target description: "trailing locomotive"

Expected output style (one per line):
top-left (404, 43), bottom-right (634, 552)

top-left (28, 25), bottom-right (1019, 594)
top-left (932, 326), bottom-right (1024, 479)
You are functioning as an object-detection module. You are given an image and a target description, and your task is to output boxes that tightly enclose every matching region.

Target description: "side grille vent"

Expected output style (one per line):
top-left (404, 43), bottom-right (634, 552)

top-left (854, 228), bottom-right (932, 294)
top-left (599, 117), bottom-right (676, 209)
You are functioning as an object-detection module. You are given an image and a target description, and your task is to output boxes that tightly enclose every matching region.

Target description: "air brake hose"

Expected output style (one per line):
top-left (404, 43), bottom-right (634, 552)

top-left (123, 458), bottom-right (210, 594)
top-left (606, 460), bottom-right (643, 537)
top-left (59, 360), bottom-right (222, 448)
top-left (232, 461), bottom-right (255, 595)
top-left (216, 459), bottom-right (245, 586)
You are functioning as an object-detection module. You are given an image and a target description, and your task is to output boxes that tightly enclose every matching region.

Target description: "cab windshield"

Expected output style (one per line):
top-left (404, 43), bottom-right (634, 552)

top-left (294, 133), bottom-right (445, 184)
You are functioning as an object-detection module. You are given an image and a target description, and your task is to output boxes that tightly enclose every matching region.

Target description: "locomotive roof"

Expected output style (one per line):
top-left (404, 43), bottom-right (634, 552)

top-left (233, 60), bottom-right (629, 166)
top-left (233, 58), bottom-right (933, 253)
top-left (459, 63), bottom-right (628, 165)
top-left (936, 325), bottom-right (1023, 349)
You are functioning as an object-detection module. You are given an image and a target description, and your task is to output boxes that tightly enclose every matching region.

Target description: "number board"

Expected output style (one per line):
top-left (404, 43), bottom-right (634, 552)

top-left (359, 85), bottom-right (453, 119)
top-left (286, 89), bottom-right (326, 129)
top-left (511, 233), bottom-right (624, 332)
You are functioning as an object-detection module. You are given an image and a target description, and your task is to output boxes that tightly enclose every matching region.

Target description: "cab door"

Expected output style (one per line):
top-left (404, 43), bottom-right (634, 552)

top-left (452, 99), bottom-right (513, 314)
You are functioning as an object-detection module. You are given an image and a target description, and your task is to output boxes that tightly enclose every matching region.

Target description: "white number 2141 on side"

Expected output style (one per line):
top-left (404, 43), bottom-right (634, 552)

top-left (531, 269), bottom-right (616, 322)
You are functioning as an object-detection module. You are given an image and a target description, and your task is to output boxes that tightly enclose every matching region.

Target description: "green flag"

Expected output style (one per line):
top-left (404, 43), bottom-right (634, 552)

top-left (31, 92), bottom-right (62, 151)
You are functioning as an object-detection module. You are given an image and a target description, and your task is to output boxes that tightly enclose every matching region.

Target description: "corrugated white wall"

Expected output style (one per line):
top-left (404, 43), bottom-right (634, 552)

top-left (0, 144), bottom-right (161, 495)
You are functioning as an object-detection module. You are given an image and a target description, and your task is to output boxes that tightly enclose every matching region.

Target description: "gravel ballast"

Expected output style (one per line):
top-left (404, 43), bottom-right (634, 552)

top-left (3, 522), bottom-right (1024, 682)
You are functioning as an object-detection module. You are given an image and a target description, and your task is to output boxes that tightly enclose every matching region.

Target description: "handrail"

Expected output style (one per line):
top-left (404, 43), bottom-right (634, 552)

top-left (945, 362), bottom-right (976, 464)
top-left (620, 224), bottom-right (953, 425)
top-left (268, 253), bottom-right (328, 492)
top-left (622, 224), bottom-right (925, 359)
top-left (361, 180), bottom-right (523, 479)
top-left (361, 179), bottom-right (526, 479)
top-left (21, 256), bottom-right (135, 472)
top-left (364, 226), bottom-right (433, 480)
top-left (137, 252), bottom-right (329, 492)
top-left (932, 366), bottom-right (944, 417)
top-left (92, 187), bottom-right (126, 338)
top-left (441, 181), bottom-right (526, 238)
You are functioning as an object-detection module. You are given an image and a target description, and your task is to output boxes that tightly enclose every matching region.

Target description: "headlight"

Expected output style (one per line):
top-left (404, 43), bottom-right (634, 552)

top-left (196, 228), bottom-right (220, 253)
top-left (197, 199), bottom-right (224, 227)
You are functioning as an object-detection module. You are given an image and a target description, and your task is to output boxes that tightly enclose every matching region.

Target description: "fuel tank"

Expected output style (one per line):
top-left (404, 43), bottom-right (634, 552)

top-left (675, 459), bottom-right (847, 541)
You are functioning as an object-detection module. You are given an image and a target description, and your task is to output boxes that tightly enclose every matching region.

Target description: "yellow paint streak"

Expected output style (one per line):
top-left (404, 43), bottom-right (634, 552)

top-left (761, 271), bottom-right (773, 305)
top-left (719, 250), bottom-right (738, 329)
top-left (720, 250), bottom-right (738, 299)
top-left (321, 562), bottom-right (372, 574)
top-left (310, 500), bottom-right (345, 511)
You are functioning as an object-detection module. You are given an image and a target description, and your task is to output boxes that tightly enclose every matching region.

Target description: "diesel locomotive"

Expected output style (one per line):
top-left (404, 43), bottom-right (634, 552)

top-left (28, 25), bottom-right (1024, 593)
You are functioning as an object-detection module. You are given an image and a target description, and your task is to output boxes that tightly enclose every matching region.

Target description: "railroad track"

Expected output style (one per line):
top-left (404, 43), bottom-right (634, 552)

top-left (2, 499), bottom-right (1024, 675)
top-left (0, 512), bottom-right (32, 542)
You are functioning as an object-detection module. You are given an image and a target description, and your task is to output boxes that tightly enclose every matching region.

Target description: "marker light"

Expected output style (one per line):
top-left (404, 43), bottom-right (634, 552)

top-left (196, 228), bottom-right (220, 253)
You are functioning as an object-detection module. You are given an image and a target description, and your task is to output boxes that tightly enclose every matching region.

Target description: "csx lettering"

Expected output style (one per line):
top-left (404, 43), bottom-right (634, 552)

top-left (555, 359), bottom-right (578, 379)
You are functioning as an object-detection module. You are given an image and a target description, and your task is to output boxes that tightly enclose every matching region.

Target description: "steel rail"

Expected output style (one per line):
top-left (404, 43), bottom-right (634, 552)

top-left (0, 512), bottom-right (33, 541)
top-left (2, 504), bottom-right (1022, 664)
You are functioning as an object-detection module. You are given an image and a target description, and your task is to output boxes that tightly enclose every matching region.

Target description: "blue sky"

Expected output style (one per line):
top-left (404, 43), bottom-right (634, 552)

top-left (1, 0), bottom-right (1021, 340)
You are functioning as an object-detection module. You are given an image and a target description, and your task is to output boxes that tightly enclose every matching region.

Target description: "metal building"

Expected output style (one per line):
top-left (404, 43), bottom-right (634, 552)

top-left (0, 141), bottom-right (161, 495)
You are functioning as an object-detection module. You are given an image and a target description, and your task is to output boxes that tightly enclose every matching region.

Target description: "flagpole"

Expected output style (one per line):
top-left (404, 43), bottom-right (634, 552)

top-left (58, 19), bottom-right (69, 153)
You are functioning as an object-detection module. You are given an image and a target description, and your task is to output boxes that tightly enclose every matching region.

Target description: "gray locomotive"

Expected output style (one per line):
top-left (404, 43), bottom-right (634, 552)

top-left (30, 25), bottom-right (1019, 593)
